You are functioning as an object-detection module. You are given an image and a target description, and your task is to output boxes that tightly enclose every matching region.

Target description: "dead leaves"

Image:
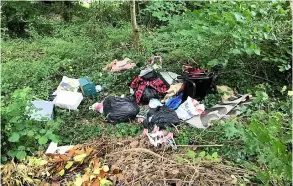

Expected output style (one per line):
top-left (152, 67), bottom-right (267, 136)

top-left (42, 145), bottom-right (121, 186)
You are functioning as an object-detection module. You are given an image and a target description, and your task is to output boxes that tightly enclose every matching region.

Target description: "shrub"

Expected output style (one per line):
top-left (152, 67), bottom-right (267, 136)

top-left (1, 88), bottom-right (61, 162)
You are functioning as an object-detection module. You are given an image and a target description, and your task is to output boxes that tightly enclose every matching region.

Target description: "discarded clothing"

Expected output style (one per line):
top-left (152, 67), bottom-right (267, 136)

top-left (27, 100), bottom-right (54, 121)
top-left (54, 91), bottom-right (83, 110)
top-left (165, 92), bottom-right (183, 110)
top-left (183, 65), bottom-right (205, 75)
top-left (143, 106), bottom-right (180, 129)
top-left (130, 76), bottom-right (167, 103)
top-left (103, 58), bottom-right (136, 72)
top-left (144, 126), bottom-right (177, 149)
top-left (162, 83), bottom-right (184, 103)
top-left (186, 94), bottom-right (251, 128)
top-left (175, 97), bottom-right (205, 120)
top-left (103, 96), bottom-right (139, 123)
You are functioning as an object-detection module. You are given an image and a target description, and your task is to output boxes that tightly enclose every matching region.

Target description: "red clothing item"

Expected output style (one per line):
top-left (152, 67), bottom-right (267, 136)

top-left (130, 76), bottom-right (167, 103)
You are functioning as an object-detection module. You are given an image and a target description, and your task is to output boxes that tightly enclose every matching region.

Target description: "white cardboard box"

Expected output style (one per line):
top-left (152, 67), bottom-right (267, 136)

top-left (54, 91), bottom-right (83, 110)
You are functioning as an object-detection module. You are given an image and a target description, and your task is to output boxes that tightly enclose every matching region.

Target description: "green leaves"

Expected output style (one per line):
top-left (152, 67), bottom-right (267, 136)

top-left (245, 43), bottom-right (261, 56)
top-left (224, 121), bottom-right (241, 139)
top-left (27, 130), bottom-right (34, 137)
top-left (16, 151), bottom-right (26, 160)
top-left (38, 136), bottom-right (48, 145)
top-left (8, 132), bottom-right (20, 142)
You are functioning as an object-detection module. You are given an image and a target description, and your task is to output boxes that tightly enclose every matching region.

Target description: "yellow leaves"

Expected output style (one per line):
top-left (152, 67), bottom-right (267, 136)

top-left (102, 165), bottom-right (109, 172)
top-left (75, 174), bottom-right (83, 186)
top-left (65, 161), bottom-right (74, 169)
top-left (58, 169), bottom-right (65, 176)
top-left (40, 160), bottom-right (48, 166)
top-left (93, 168), bottom-right (100, 175)
top-left (90, 175), bottom-right (96, 181)
top-left (73, 154), bottom-right (87, 162)
top-left (288, 91), bottom-right (293, 96)
top-left (28, 157), bottom-right (47, 166)
top-left (100, 178), bottom-right (112, 186)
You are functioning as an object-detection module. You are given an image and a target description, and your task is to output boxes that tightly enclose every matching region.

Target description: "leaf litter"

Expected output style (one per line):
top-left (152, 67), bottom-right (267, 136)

top-left (1, 135), bottom-right (255, 186)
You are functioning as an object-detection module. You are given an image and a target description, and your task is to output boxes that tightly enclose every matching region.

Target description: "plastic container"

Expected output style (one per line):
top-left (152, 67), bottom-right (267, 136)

top-left (178, 72), bottom-right (216, 101)
top-left (54, 91), bottom-right (83, 110)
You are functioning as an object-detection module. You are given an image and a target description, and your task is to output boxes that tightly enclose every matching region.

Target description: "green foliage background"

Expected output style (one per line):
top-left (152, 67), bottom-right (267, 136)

top-left (1, 1), bottom-right (292, 185)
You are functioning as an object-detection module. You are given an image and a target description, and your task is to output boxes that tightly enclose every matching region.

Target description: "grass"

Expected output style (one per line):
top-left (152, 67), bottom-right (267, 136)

top-left (2, 20), bottom-right (147, 146)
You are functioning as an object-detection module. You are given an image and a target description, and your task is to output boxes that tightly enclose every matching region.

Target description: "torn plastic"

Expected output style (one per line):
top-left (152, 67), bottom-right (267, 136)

top-left (149, 98), bottom-right (163, 108)
top-left (186, 94), bottom-right (251, 128)
top-left (89, 102), bottom-right (103, 113)
top-left (95, 85), bottom-right (102, 92)
top-left (175, 96), bottom-right (205, 120)
top-left (45, 142), bottom-right (74, 154)
top-left (144, 126), bottom-right (177, 149)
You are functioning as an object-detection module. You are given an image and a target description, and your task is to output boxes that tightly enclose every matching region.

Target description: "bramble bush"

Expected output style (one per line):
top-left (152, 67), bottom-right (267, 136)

top-left (1, 88), bottom-right (61, 162)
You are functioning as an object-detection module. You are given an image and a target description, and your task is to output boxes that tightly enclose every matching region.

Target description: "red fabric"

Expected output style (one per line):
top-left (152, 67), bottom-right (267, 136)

top-left (130, 76), bottom-right (167, 103)
top-left (183, 65), bottom-right (205, 75)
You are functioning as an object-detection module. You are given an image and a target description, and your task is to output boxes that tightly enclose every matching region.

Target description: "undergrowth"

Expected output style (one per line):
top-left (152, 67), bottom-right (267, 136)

top-left (1, 1), bottom-right (292, 185)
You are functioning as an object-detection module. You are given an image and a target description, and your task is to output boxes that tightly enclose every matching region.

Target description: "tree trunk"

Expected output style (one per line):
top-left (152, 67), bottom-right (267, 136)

top-left (130, 0), bottom-right (140, 51)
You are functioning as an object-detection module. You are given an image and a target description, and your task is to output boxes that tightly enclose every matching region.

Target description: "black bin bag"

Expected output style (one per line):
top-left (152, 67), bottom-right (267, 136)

top-left (143, 106), bottom-right (180, 129)
top-left (103, 96), bottom-right (139, 123)
top-left (141, 87), bottom-right (159, 104)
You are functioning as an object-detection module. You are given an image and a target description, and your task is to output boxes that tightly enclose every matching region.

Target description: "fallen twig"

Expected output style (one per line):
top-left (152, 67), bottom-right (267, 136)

top-left (177, 144), bottom-right (224, 147)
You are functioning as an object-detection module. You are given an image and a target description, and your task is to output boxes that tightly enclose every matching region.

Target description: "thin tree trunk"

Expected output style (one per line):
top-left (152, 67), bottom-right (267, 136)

top-left (130, 0), bottom-right (140, 51)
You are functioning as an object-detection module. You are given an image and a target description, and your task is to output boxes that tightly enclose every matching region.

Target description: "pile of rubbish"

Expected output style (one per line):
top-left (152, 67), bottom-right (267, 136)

top-left (27, 56), bottom-right (252, 149)
top-left (17, 56), bottom-right (254, 185)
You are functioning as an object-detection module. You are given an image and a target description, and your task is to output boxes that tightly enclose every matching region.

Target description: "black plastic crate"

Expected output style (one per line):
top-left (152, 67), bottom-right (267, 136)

top-left (178, 72), bottom-right (217, 101)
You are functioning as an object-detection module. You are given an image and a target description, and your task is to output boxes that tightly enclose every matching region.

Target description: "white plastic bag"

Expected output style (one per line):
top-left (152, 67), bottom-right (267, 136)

top-left (149, 98), bottom-right (163, 108)
top-left (175, 97), bottom-right (205, 120)
top-left (54, 91), bottom-right (83, 110)
top-left (89, 102), bottom-right (103, 113)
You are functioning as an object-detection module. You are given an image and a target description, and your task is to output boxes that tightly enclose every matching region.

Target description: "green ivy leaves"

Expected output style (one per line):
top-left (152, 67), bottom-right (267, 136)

top-left (8, 132), bottom-right (20, 142)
